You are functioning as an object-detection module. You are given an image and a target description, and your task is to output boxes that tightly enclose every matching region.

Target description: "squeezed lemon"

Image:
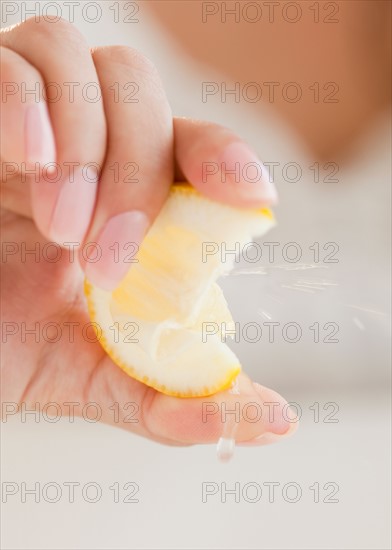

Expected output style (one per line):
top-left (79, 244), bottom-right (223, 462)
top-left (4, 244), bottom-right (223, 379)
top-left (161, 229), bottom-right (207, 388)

top-left (85, 183), bottom-right (275, 397)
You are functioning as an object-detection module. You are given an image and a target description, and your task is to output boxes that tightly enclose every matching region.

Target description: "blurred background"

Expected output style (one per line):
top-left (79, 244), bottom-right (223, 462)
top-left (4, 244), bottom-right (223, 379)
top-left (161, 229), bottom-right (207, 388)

top-left (1, 1), bottom-right (391, 549)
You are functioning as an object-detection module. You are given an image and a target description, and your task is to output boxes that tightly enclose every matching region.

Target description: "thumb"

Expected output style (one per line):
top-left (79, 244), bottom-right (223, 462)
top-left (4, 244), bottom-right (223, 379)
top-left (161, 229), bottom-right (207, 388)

top-left (87, 358), bottom-right (298, 446)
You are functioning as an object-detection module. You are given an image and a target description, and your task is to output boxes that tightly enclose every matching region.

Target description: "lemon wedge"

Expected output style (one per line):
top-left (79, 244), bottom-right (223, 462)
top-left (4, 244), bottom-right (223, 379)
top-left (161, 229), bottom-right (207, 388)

top-left (84, 183), bottom-right (275, 397)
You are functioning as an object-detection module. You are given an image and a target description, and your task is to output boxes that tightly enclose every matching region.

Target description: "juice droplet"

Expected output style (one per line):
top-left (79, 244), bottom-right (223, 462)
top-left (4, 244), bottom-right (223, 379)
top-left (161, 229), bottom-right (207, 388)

top-left (216, 437), bottom-right (236, 463)
top-left (216, 378), bottom-right (240, 463)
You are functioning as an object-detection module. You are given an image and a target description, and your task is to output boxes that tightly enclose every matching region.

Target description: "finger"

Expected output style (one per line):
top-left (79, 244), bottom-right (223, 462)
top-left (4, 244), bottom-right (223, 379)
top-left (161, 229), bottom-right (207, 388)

top-left (0, 46), bottom-right (56, 170)
top-left (89, 358), bottom-right (297, 446)
top-left (173, 117), bottom-right (278, 207)
top-left (1, 17), bottom-right (107, 244)
top-left (0, 46), bottom-right (55, 218)
top-left (81, 46), bottom-right (173, 290)
top-left (142, 375), bottom-right (297, 445)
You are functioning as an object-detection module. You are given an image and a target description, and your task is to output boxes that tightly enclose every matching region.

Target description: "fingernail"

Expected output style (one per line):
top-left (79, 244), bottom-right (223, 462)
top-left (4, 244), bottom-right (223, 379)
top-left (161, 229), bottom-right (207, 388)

top-left (239, 383), bottom-right (297, 446)
top-left (49, 167), bottom-right (98, 245)
top-left (25, 102), bottom-right (56, 169)
top-left (85, 211), bottom-right (149, 291)
top-left (219, 142), bottom-right (277, 204)
top-left (237, 431), bottom-right (296, 447)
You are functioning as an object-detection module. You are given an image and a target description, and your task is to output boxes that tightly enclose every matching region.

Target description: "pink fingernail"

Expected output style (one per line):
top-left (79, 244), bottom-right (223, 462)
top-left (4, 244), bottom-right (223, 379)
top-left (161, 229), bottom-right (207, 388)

top-left (237, 431), bottom-right (296, 447)
top-left (85, 211), bottom-right (149, 291)
top-left (25, 102), bottom-right (56, 169)
top-left (219, 142), bottom-right (278, 204)
top-left (49, 167), bottom-right (98, 245)
top-left (238, 383), bottom-right (297, 446)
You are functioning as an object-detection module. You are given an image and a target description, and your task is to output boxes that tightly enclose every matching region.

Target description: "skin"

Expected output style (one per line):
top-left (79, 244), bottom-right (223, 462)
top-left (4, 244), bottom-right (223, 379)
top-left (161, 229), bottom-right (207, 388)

top-left (1, 17), bottom-right (296, 446)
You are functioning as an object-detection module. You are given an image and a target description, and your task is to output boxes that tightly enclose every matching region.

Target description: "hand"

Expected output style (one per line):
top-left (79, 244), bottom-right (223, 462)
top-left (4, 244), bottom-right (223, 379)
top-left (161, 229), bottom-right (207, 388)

top-left (1, 17), bottom-right (296, 446)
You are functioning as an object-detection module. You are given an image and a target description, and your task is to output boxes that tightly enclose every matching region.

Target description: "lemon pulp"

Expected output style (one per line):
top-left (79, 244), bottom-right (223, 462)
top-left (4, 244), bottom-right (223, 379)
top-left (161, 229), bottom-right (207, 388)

top-left (84, 183), bottom-right (275, 397)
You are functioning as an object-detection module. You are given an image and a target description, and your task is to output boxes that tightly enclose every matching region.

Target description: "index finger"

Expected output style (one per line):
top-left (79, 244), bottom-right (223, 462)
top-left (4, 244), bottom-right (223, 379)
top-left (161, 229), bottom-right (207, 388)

top-left (173, 117), bottom-right (278, 208)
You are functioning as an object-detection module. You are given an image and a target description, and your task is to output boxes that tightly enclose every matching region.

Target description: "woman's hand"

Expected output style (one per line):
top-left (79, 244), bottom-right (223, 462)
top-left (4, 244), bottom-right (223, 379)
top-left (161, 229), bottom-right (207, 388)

top-left (1, 17), bottom-right (295, 446)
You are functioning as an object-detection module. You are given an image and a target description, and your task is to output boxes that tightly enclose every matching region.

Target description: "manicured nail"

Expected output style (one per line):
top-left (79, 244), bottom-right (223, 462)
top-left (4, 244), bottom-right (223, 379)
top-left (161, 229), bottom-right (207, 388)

top-left (238, 383), bottom-right (297, 446)
top-left (237, 431), bottom-right (296, 447)
top-left (49, 167), bottom-right (98, 245)
top-left (85, 211), bottom-right (149, 291)
top-left (25, 102), bottom-right (56, 169)
top-left (219, 142), bottom-right (278, 204)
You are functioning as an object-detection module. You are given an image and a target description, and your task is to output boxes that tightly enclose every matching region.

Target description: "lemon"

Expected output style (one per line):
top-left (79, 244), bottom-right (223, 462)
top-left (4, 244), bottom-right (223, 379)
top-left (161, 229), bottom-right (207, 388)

top-left (84, 183), bottom-right (275, 397)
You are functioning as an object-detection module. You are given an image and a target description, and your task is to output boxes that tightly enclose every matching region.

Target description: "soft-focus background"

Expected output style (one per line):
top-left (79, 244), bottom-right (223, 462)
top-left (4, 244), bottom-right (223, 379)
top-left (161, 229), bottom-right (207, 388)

top-left (1, 2), bottom-right (391, 549)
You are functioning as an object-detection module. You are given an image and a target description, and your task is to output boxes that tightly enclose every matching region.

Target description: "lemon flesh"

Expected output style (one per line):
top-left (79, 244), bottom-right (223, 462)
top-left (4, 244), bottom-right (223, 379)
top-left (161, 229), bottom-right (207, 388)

top-left (84, 183), bottom-right (275, 397)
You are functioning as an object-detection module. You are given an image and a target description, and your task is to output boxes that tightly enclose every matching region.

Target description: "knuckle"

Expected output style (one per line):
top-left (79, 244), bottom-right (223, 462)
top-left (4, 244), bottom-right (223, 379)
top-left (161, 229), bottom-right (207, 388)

top-left (20, 16), bottom-right (88, 51)
top-left (95, 45), bottom-right (159, 79)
